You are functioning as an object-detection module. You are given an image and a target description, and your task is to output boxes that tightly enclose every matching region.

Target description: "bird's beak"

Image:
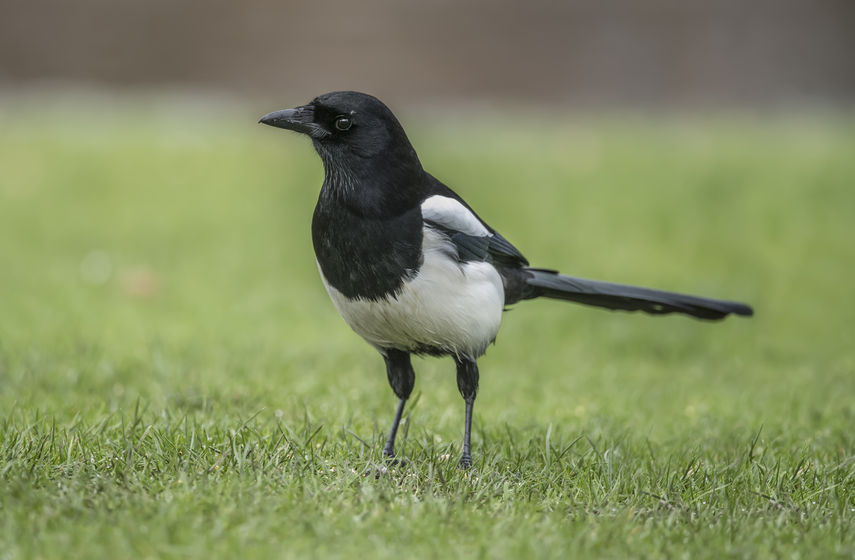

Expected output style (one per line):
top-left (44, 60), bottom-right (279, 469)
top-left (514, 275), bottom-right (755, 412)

top-left (258, 105), bottom-right (317, 134)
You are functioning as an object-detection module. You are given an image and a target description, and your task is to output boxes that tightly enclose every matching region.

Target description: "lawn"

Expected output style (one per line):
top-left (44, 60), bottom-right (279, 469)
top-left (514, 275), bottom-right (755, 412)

top-left (1, 98), bottom-right (853, 558)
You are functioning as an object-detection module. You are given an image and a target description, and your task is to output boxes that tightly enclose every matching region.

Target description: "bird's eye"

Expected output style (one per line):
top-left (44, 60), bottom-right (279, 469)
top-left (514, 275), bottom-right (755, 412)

top-left (334, 116), bottom-right (352, 131)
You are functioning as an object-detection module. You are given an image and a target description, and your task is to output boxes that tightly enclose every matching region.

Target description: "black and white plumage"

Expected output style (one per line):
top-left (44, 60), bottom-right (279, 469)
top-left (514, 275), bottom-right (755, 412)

top-left (260, 91), bottom-right (753, 468)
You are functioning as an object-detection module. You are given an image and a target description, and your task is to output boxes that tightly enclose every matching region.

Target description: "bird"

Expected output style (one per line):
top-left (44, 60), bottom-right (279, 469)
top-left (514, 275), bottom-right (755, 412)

top-left (259, 91), bottom-right (753, 468)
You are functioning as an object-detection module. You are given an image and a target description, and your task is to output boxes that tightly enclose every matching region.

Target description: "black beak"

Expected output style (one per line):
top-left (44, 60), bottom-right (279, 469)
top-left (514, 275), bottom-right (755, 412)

top-left (258, 105), bottom-right (317, 135)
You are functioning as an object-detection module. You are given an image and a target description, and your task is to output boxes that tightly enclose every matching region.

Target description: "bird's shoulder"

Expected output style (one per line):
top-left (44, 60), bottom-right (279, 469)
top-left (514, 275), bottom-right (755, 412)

top-left (419, 174), bottom-right (529, 267)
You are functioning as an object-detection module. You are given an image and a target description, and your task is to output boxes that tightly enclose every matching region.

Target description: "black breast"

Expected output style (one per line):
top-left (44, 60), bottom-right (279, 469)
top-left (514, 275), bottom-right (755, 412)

top-left (312, 200), bottom-right (423, 301)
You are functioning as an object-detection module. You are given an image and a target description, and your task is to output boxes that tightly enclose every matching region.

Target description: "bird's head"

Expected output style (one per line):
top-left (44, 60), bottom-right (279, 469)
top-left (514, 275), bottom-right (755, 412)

top-left (259, 91), bottom-right (418, 164)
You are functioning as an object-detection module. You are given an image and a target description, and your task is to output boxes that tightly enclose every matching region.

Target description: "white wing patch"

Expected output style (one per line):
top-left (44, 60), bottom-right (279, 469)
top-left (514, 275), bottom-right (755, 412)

top-left (420, 195), bottom-right (490, 238)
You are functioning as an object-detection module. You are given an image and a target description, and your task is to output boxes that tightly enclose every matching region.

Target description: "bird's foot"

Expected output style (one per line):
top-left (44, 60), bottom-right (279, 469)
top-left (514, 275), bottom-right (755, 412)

top-left (383, 456), bottom-right (407, 468)
top-left (458, 453), bottom-right (472, 469)
top-left (382, 446), bottom-right (407, 466)
top-left (370, 450), bottom-right (406, 476)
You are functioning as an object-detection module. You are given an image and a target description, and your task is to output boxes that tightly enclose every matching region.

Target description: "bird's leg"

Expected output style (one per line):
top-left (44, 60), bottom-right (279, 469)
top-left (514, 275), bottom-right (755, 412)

top-left (382, 349), bottom-right (414, 460)
top-left (383, 398), bottom-right (406, 458)
top-left (455, 357), bottom-right (479, 468)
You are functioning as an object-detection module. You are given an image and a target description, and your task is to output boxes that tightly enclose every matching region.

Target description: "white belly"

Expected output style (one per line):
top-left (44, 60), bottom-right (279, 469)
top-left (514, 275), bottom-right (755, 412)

top-left (320, 227), bottom-right (505, 359)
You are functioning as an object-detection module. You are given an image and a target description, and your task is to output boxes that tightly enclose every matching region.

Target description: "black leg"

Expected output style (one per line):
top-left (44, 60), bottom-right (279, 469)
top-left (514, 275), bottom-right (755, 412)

top-left (455, 357), bottom-right (479, 468)
top-left (382, 349), bottom-right (414, 459)
top-left (383, 398), bottom-right (406, 457)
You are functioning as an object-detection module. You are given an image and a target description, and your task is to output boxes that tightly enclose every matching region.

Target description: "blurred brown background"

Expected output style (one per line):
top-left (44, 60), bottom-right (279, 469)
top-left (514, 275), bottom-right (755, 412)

top-left (2, 0), bottom-right (854, 108)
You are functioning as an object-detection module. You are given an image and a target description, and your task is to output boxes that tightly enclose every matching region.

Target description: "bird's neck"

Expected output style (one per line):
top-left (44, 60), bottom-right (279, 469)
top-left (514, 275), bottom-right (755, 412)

top-left (316, 145), bottom-right (426, 218)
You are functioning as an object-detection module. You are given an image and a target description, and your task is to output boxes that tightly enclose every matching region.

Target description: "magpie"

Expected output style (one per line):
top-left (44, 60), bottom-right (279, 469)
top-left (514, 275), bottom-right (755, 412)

top-left (259, 91), bottom-right (753, 468)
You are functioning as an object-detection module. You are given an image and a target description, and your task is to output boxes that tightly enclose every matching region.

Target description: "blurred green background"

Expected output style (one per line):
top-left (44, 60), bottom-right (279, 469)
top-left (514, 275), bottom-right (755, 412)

top-left (1, 1), bottom-right (854, 558)
top-left (2, 106), bottom-right (853, 421)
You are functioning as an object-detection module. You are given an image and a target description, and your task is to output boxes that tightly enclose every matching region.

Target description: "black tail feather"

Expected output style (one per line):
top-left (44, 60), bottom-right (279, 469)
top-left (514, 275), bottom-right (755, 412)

top-left (524, 268), bottom-right (753, 320)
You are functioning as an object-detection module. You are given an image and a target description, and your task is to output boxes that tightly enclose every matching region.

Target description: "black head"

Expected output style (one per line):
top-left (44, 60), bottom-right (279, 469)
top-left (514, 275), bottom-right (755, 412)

top-left (259, 91), bottom-right (418, 163)
top-left (260, 92), bottom-right (426, 214)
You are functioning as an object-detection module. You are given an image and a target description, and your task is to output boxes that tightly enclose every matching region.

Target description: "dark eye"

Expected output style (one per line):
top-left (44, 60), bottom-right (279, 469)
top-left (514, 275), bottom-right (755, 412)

top-left (334, 115), bottom-right (352, 131)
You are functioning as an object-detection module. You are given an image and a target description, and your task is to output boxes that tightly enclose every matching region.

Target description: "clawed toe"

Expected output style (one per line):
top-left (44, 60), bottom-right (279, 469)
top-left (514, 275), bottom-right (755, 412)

top-left (383, 454), bottom-right (407, 468)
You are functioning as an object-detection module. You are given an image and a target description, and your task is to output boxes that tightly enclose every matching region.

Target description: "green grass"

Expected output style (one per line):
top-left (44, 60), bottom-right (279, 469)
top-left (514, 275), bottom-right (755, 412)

top-left (1, 99), bottom-right (853, 558)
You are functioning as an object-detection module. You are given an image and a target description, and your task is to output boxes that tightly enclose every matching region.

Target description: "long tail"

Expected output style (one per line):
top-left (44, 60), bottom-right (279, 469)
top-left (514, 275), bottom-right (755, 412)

top-left (523, 268), bottom-right (753, 320)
